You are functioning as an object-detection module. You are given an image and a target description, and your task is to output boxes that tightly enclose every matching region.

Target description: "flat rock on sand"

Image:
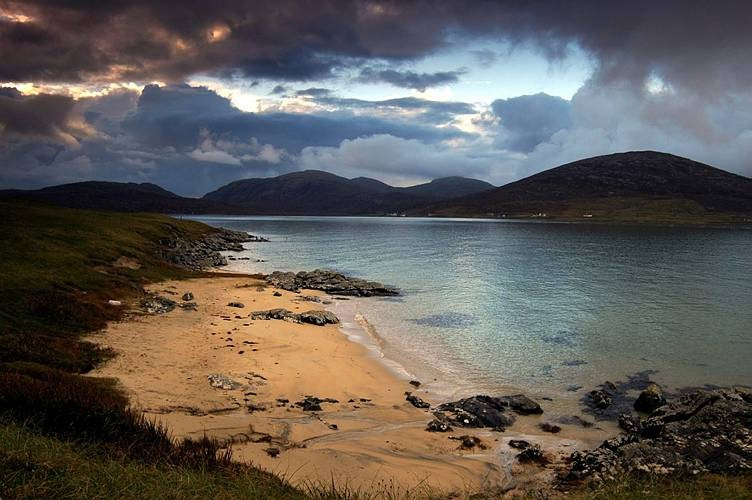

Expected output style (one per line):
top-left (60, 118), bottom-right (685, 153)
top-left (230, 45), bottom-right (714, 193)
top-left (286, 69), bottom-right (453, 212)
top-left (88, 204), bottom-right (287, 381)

top-left (87, 277), bottom-right (610, 493)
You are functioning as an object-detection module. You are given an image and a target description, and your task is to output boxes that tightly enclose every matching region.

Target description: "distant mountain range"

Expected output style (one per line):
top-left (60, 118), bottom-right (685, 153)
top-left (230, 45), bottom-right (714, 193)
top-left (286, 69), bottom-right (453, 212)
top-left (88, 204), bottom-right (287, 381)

top-left (412, 151), bottom-right (752, 222)
top-left (203, 171), bottom-right (495, 215)
top-left (2, 151), bottom-right (751, 223)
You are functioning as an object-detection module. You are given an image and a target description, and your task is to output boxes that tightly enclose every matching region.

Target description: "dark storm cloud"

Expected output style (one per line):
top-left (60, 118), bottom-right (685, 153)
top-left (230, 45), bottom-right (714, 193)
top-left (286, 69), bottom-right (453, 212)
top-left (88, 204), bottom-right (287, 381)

top-left (492, 93), bottom-right (572, 153)
top-left (0, 89), bottom-right (76, 139)
top-left (357, 67), bottom-right (464, 91)
top-left (2, 0), bottom-right (749, 94)
top-left (295, 87), bottom-right (332, 97)
top-left (122, 85), bottom-right (471, 153)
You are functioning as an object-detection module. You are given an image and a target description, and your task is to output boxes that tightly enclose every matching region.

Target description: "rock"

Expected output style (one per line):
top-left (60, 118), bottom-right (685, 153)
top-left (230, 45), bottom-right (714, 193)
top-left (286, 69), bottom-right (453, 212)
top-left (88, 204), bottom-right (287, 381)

top-left (156, 228), bottom-right (253, 271)
top-left (207, 374), bottom-right (240, 390)
top-left (250, 308), bottom-right (339, 326)
top-left (409, 380), bottom-right (422, 388)
top-left (436, 395), bottom-right (517, 429)
top-left (140, 294), bottom-right (176, 314)
top-left (266, 269), bottom-right (399, 296)
top-left (617, 413), bottom-right (643, 433)
top-left (182, 292), bottom-right (194, 301)
top-left (566, 388), bottom-right (752, 482)
top-left (273, 291), bottom-right (282, 297)
top-left (107, 300), bottom-right (122, 306)
top-left (406, 393), bottom-right (430, 409)
top-left (295, 396), bottom-right (338, 412)
top-left (589, 389), bottom-right (613, 409)
top-left (298, 310), bottom-right (339, 326)
top-left (264, 447), bottom-right (280, 458)
top-left (517, 445), bottom-right (547, 464)
top-left (451, 435), bottom-right (486, 450)
top-left (634, 383), bottom-right (667, 414)
top-left (328, 424), bottom-right (338, 430)
top-left (426, 419), bottom-right (453, 432)
top-left (508, 439), bottom-right (531, 449)
top-left (228, 302), bottom-right (245, 308)
top-left (499, 394), bottom-right (544, 415)
top-left (177, 302), bottom-right (198, 310)
top-left (539, 422), bottom-right (561, 433)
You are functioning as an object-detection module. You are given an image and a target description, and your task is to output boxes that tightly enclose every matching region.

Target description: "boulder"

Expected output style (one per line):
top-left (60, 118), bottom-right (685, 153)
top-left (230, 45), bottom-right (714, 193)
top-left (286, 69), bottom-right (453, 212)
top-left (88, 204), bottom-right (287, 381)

top-left (499, 394), bottom-right (544, 415)
top-left (182, 292), bottom-right (194, 301)
top-left (426, 419), bottom-right (453, 432)
top-left (436, 395), bottom-right (518, 429)
top-left (228, 302), bottom-right (245, 308)
top-left (140, 294), bottom-right (176, 314)
top-left (250, 308), bottom-right (339, 326)
top-left (406, 393), bottom-right (431, 409)
top-left (634, 383), bottom-right (667, 414)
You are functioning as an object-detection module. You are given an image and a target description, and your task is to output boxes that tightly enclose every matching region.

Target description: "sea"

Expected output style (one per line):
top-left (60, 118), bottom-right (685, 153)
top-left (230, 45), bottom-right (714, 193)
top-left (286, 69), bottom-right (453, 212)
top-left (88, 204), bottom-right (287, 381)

top-left (187, 215), bottom-right (752, 412)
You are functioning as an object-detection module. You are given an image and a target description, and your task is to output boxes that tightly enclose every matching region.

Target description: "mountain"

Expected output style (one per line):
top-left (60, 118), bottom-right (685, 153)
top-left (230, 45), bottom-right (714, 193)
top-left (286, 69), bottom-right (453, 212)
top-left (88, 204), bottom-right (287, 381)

top-left (399, 176), bottom-right (495, 199)
top-left (0, 181), bottom-right (235, 214)
top-left (415, 151), bottom-right (752, 223)
top-left (203, 170), bottom-right (494, 215)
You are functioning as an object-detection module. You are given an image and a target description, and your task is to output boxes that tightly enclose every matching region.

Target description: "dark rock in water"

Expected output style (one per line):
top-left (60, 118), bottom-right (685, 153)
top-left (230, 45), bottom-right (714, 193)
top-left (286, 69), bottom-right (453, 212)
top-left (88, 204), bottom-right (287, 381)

top-left (227, 302), bottom-right (245, 308)
top-left (589, 389), bottom-right (613, 410)
top-left (157, 228), bottom-right (253, 271)
top-left (273, 291), bottom-right (282, 297)
top-left (562, 359), bottom-right (587, 367)
top-left (567, 385), bottom-right (583, 392)
top-left (182, 292), bottom-right (194, 301)
top-left (508, 439), bottom-right (531, 449)
top-left (517, 445), bottom-right (546, 464)
top-left (437, 395), bottom-right (517, 428)
top-left (426, 419), bottom-right (453, 432)
top-left (266, 269), bottom-right (399, 296)
top-left (539, 422), bottom-right (561, 433)
top-left (634, 383), bottom-right (667, 414)
top-left (409, 312), bottom-right (476, 328)
top-left (264, 447), bottom-right (280, 458)
top-left (250, 308), bottom-right (339, 325)
top-left (406, 393), bottom-right (430, 409)
top-left (140, 294), bottom-right (176, 314)
top-left (558, 415), bottom-right (595, 428)
top-left (499, 394), bottom-right (544, 415)
top-left (409, 380), bottom-right (421, 388)
top-left (566, 388), bottom-right (752, 482)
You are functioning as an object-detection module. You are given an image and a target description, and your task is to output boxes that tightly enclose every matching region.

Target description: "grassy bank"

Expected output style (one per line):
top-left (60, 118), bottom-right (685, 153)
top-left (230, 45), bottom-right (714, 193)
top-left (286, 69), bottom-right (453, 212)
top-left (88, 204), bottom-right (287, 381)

top-left (0, 201), bottom-right (312, 498)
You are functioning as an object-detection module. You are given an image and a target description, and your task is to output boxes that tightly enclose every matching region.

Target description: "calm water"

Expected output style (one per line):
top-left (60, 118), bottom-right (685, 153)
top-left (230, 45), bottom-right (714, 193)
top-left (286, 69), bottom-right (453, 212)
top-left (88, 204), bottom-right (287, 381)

top-left (189, 215), bottom-right (752, 407)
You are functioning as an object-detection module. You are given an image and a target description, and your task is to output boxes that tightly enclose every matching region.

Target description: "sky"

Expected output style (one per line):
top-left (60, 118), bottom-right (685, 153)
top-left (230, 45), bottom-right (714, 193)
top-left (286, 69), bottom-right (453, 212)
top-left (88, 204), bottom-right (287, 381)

top-left (1, 1), bottom-right (752, 196)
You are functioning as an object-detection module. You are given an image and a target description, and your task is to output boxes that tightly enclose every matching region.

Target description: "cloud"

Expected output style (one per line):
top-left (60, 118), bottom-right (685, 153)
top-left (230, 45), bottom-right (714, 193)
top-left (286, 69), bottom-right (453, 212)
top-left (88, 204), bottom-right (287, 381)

top-left (0, 0), bottom-right (750, 100)
top-left (491, 93), bottom-right (572, 152)
top-left (0, 89), bottom-right (77, 143)
top-left (357, 67), bottom-right (464, 91)
top-left (299, 134), bottom-right (502, 185)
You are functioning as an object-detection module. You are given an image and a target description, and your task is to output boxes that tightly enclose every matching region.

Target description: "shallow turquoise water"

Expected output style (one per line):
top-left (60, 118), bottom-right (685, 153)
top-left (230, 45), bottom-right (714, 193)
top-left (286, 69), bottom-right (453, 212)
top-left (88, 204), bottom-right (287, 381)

top-left (188, 215), bottom-right (752, 404)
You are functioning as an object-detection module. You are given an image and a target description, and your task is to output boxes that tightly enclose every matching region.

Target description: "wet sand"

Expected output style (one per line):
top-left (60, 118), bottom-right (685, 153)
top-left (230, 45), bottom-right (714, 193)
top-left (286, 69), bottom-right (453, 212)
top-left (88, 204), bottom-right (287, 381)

top-left (89, 276), bottom-right (613, 495)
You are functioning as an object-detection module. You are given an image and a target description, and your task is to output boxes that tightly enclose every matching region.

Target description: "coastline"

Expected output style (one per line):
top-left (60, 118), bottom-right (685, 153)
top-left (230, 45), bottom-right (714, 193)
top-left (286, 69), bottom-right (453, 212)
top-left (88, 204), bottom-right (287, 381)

top-left (88, 274), bottom-right (613, 494)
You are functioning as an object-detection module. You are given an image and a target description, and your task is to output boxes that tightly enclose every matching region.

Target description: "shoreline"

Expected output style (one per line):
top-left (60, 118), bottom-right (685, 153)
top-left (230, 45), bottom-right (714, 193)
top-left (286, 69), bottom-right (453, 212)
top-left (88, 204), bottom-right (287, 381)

top-left (88, 274), bottom-right (613, 494)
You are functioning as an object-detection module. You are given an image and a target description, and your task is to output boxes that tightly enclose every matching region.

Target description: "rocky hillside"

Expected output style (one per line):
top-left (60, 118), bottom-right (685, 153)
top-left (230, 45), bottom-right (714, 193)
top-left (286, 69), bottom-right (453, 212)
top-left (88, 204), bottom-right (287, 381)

top-left (417, 151), bottom-right (752, 223)
top-left (203, 170), bottom-right (494, 215)
top-left (0, 181), bottom-right (237, 214)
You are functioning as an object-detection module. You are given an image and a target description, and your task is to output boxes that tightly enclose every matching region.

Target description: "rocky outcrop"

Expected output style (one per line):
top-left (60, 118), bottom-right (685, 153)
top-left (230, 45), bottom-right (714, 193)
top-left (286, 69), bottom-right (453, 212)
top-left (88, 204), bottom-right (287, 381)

top-left (566, 388), bottom-right (752, 482)
top-left (250, 308), bottom-right (339, 325)
top-left (157, 228), bottom-right (253, 270)
top-left (266, 269), bottom-right (399, 296)
top-left (433, 394), bottom-right (543, 430)
top-left (140, 294), bottom-right (176, 314)
top-left (634, 383), bottom-right (667, 414)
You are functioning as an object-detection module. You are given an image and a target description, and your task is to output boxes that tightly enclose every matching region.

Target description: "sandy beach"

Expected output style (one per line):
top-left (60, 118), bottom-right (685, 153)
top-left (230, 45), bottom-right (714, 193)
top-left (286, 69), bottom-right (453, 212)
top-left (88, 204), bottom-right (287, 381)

top-left (89, 275), bottom-right (612, 495)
